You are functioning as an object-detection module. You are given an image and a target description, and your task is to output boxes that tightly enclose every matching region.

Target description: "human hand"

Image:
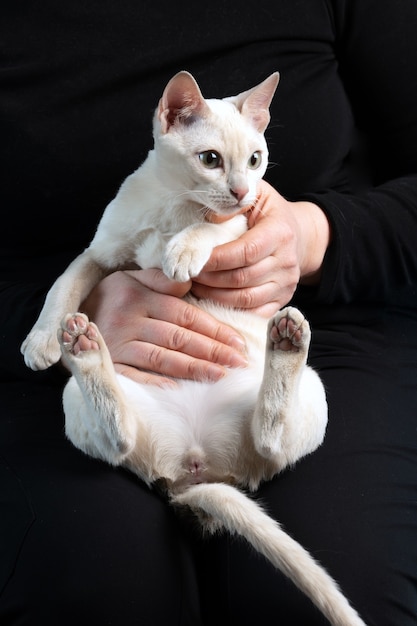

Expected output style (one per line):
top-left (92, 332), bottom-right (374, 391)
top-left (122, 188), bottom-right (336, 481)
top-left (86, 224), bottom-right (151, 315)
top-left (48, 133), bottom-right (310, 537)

top-left (191, 180), bottom-right (330, 317)
top-left (81, 268), bottom-right (247, 385)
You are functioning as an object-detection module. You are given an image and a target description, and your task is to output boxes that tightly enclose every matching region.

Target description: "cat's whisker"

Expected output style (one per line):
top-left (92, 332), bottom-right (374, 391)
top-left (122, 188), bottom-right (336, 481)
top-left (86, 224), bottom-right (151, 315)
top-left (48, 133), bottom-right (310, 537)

top-left (256, 207), bottom-right (268, 218)
top-left (172, 189), bottom-right (210, 202)
top-left (201, 206), bottom-right (213, 219)
top-left (249, 196), bottom-right (268, 219)
top-left (250, 196), bottom-right (259, 208)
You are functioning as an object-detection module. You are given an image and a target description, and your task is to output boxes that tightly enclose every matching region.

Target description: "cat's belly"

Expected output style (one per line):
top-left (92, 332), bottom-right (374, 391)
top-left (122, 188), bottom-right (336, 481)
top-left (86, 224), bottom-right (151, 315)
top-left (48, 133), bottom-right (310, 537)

top-left (118, 365), bottom-right (263, 488)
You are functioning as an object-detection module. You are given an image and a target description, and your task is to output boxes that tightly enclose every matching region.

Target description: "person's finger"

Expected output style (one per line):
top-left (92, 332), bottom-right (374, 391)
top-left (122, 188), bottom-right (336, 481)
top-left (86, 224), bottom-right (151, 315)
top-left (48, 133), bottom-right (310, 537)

top-left (127, 318), bottom-right (248, 368)
top-left (126, 269), bottom-right (247, 351)
top-left (125, 268), bottom-right (192, 298)
top-left (191, 281), bottom-right (281, 312)
top-left (195, 255), bottom-right (276, 290)
top-left (114, 341), bottom-right (230, 382)
top-left (114, 362), bottom-right (178, 386)
top-left (201, 232), bottom-right (267, 272)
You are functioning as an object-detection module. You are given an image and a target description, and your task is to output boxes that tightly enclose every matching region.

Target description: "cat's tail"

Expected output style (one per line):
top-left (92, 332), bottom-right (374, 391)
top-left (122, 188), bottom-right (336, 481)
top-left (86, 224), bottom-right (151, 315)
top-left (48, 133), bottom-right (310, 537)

top-left (171, 483), bottom-right (366, 626)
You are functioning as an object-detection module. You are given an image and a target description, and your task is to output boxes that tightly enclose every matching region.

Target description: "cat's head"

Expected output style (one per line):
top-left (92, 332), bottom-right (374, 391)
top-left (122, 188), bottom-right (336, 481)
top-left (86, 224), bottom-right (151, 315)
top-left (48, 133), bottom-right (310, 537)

top-left (153, 71), bottom-right (279, 220)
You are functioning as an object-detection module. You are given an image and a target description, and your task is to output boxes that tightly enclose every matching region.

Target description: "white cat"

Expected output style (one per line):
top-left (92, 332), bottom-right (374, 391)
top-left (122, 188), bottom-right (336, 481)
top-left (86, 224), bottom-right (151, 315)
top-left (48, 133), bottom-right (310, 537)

top-left (21, 71), bottom-right (365, 626)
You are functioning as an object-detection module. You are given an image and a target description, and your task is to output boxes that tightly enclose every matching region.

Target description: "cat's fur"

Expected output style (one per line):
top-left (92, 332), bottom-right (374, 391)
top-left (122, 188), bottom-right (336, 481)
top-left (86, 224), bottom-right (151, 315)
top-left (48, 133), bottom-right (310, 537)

top-left (21, 71), bottom-right (365, 626)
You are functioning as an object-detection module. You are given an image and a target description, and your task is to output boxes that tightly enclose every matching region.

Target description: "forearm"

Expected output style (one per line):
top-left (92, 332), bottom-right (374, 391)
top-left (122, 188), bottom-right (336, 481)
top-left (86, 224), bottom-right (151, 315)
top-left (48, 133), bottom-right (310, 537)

top-left (301, 175), bottom-right (417, 304)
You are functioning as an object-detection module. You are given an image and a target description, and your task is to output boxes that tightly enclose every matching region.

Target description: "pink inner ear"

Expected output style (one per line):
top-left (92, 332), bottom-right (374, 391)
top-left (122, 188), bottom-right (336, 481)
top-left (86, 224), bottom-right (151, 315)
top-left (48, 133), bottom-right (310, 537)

top-left (237, 73), bottom-right (280, 132)
top-left (158, 71), bottom-right (208, 132)
top-left (241, 103), bottom-right (270, 133)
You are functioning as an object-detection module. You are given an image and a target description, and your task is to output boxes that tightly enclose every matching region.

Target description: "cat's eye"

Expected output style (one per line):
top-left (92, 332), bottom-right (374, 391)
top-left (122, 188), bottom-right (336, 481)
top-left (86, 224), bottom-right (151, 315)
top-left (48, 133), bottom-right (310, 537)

top-left (248, 151), bottom-right (262, 170)
top-left (198, 151), bottom-right (222, 169)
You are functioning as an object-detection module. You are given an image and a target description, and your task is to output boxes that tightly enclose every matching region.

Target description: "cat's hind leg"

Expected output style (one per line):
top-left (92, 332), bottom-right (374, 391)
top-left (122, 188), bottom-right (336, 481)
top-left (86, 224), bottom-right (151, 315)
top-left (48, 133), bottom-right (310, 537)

top-left (251, 306), bottom-right (327, 465)
top-left (59, 313), bottom-right (136, 465)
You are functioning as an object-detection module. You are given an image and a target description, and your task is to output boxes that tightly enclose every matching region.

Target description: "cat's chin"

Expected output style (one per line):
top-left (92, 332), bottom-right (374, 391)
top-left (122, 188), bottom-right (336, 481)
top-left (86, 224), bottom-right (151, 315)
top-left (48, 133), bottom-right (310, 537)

top-left (204, 206), bottom-right (250, 224)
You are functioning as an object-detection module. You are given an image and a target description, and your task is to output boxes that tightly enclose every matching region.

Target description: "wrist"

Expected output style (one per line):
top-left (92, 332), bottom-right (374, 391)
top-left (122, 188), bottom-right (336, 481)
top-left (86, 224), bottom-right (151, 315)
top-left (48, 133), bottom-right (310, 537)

top-left (291, 201), bottom-right (331, 285)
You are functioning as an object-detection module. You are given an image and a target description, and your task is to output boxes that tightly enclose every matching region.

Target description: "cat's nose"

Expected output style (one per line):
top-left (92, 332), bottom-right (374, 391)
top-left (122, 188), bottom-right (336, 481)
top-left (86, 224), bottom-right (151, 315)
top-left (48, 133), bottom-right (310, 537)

top-left (230, 185), bottom-right (249, 203)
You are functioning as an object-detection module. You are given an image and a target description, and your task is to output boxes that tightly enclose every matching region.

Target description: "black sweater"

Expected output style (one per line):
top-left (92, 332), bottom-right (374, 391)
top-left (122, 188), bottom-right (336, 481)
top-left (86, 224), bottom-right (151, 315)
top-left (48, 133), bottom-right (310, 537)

top-left (1, 0), bottom-right (417, 380)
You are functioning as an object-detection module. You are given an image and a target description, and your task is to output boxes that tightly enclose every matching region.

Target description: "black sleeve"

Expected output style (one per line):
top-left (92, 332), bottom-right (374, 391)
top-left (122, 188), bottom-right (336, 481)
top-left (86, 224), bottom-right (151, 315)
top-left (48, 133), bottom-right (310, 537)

top-left (299, 0), bottom-right (417, 305)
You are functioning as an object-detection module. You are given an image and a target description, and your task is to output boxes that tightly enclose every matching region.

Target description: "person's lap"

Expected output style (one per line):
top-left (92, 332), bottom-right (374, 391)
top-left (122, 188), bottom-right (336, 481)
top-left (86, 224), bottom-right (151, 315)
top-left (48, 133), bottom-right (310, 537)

top-left (2, 309), bottom-right (416, 625)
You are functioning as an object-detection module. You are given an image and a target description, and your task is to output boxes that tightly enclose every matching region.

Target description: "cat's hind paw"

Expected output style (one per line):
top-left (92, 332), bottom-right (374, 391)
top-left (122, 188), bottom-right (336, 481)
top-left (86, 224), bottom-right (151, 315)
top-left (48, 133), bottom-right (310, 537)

top-left (58, 313), bottom-right (103, 369)
top-left (269, 306), bottom-right (311, 355)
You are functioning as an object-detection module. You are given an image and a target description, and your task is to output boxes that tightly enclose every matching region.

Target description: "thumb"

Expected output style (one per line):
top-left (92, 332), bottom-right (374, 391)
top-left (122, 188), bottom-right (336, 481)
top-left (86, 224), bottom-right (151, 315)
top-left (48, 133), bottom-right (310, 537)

top-left (126, 268), bottom-right (192, 298)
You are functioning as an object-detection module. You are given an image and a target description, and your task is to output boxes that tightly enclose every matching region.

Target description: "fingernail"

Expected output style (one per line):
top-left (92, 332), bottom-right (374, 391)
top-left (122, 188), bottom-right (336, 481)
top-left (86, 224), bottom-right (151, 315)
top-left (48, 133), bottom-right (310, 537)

top-left (206, 364), bottom-right (226, 381)
top-left (229, 335), bottom-right (247, 353)
top-left (229, 353), bottom-right (248, 368)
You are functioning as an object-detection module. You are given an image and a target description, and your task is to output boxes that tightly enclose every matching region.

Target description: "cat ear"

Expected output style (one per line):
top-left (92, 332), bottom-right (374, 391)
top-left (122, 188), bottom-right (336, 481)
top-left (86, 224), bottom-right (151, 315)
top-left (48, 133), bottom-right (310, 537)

top-left (158, 71), bottom-right (210, 133)
top-left (231, 72), bottom-right (280, 133)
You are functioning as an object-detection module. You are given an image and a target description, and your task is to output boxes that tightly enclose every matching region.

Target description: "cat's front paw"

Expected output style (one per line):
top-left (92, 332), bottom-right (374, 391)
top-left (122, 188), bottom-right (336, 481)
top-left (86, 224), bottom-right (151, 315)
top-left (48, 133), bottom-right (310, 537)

top-left (21, 329), bottom-right (61, 371)
top-left (163, 240), bottom-right (211, 282)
